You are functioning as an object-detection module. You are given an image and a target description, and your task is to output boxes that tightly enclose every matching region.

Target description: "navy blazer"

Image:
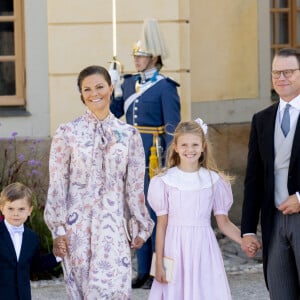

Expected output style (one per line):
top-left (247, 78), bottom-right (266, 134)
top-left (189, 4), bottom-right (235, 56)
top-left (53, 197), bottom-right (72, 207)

top-left (241, 102), bottom-right (300, 284)
top-left (110, 74), bottom-right (181, 169)
top-left (0, 221), bottom-right (58, 300)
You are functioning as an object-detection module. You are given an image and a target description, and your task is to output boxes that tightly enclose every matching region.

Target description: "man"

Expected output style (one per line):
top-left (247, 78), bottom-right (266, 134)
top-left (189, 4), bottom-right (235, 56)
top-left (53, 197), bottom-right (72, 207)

top-left (241, 48), bottom-right (300, 299)
top-left (110, 19), bottom-right (181, 289)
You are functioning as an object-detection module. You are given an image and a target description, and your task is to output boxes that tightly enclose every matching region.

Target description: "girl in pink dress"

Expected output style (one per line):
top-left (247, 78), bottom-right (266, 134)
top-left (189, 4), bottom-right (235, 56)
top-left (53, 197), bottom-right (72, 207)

top-left (148, 119), bottom-right (257, 300)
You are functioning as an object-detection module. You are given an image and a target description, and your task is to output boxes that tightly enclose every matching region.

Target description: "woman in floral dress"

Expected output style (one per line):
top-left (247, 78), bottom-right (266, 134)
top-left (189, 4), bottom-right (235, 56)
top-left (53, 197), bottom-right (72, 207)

top-left (44, 65), bottom-right (154, 299)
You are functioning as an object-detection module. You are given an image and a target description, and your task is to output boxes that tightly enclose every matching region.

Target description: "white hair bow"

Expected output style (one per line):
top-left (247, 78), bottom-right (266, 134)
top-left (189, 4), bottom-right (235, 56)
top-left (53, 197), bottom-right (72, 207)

top-left (194, 118), bottom-right (208, 135)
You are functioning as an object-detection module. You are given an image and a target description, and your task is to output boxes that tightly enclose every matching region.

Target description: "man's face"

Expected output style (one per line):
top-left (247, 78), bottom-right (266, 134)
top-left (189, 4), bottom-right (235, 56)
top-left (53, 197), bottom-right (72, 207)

top-left (272, 55), bottom-right (300, 102)
top-left (133, 55), bottom-right (153, 72)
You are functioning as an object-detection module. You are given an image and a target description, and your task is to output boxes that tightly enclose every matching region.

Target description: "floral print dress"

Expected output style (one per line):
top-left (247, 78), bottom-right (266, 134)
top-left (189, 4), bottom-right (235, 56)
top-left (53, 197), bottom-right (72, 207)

top-left (44, 111), bottom-right (154, 299)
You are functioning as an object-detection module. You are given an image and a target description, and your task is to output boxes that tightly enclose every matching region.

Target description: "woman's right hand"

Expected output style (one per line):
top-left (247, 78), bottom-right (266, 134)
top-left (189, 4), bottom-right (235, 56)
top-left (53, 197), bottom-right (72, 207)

top-left (53, 235), bottom-right (69, 257)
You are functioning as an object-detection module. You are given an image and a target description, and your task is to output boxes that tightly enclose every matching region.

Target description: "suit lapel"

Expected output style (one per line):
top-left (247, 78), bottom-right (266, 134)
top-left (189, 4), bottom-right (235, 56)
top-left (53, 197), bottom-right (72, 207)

top-left (262, 103), bottom-right (278, 165)
top-left (0, 221), bottom-right (18, 260)
top-left (18, 227), bottom-right (32, 263)
top-left (290, 115), bottom-right (300, 169)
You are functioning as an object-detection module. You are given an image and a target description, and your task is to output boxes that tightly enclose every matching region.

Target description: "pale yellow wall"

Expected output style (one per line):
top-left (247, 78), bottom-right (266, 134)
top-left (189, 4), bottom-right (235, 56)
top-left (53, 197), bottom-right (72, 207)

top-left (47, 0), bottom-right (189, 134)
top-left (47, 0), bottom-right (261, 134)
top-left (190, 0), bottom-right (258, 102)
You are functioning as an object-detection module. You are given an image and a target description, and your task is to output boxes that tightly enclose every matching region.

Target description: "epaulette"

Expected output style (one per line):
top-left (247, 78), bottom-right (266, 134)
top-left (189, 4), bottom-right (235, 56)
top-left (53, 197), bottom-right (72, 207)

top-left (166, 77), bottom-right (180, 87)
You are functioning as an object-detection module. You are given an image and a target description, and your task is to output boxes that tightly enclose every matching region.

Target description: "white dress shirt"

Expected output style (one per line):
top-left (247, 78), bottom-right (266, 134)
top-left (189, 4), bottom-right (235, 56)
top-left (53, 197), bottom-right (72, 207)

top-left (4, 220), bottom-right (24, 261)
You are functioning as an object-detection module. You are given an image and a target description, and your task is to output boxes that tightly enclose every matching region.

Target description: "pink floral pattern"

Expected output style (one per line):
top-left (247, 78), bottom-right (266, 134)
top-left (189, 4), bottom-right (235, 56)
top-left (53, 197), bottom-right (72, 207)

top-left (44, 111), bottom-right (154, 299)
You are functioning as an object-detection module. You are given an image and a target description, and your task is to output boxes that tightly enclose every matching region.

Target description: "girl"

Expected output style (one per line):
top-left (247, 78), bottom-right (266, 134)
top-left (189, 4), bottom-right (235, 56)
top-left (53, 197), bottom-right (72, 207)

top-left (148, 119), bottom-right (257, 300)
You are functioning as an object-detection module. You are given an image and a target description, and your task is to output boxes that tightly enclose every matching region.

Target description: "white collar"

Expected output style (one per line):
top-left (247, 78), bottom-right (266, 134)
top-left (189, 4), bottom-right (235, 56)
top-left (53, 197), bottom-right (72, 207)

top-left (160, 167), bottom-right (219, 191)
top-left (279, 95), bottom-right (300, 111)
top-left (4, 219), bottom-right (24, 234)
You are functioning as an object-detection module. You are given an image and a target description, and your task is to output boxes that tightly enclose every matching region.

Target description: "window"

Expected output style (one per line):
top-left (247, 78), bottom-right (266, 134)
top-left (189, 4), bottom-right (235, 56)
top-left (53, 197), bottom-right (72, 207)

top-left (0, 0), bottom-right (25, 106)
top-left (270, 0), bottom-right (300, 100)
top-left (270, 0), bottom-right (300, 57)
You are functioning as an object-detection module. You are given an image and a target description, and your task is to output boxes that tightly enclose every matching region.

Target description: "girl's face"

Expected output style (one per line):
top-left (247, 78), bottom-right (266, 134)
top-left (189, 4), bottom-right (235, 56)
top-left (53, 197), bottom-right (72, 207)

top-left (81, 73), bottom-right (113, 120)
top-left (175, 133), bottom-right (204, 170)
top-left (0, 198), bottom-right (33, 227)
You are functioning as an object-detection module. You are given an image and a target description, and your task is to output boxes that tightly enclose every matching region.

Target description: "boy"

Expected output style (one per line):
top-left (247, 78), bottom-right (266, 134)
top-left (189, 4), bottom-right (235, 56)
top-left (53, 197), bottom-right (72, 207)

top-left (0, 182), bottom-right (60, 300)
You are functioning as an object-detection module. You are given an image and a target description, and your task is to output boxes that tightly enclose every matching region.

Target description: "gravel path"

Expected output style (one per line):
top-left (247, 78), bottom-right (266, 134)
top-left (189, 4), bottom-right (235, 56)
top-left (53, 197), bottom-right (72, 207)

top-left (31, 271), bottom-right (269, 300)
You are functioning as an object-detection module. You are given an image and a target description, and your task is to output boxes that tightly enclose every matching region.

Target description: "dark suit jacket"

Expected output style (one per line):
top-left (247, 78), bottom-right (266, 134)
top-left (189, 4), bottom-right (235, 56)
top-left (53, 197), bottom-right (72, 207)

top-left (0, 221), bottom-right (58, 300)
top-left (241, 102), bottom-right (300, 285)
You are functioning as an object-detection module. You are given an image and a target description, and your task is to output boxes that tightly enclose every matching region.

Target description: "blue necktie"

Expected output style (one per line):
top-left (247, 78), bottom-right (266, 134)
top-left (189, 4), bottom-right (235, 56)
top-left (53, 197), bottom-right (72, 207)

top-left (281, 104), bottom-right (291, 137)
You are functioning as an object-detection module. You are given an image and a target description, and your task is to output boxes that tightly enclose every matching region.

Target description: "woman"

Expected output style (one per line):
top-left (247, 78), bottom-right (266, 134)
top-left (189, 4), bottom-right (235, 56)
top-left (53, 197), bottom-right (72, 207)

top-left (44, 65), bottom-right (154, 299)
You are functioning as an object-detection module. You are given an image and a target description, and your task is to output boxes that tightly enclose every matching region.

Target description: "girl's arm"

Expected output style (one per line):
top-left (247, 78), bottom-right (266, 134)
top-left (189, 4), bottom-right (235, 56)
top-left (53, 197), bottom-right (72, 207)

top-left (155, 214), bottom-right (168, 283)
top-left (215, 214), bottom-right (242, 245)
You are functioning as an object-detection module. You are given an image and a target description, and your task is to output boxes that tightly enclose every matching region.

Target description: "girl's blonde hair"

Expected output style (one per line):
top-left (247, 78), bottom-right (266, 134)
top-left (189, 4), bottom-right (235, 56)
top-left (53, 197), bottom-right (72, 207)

top-left (165, 120), bottom-right (232, 182)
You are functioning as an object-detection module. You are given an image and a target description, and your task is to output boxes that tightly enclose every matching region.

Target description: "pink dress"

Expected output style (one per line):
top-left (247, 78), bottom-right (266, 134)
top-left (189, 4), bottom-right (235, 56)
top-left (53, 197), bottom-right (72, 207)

top-left (148, 167), bottom-right (232, 300)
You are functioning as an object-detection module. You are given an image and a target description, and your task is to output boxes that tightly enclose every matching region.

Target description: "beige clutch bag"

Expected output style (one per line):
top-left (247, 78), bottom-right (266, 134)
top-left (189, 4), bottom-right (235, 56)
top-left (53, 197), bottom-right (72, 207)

top-left (150, 252), bottom-right (174, 283)
top-left (123, 216), bottom-right (139, 242)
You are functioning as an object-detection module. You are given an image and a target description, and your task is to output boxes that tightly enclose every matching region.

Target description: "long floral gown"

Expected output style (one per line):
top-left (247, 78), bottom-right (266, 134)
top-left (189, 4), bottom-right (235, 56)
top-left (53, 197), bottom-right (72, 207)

top-left (44, 110), bottom-right (154, 299)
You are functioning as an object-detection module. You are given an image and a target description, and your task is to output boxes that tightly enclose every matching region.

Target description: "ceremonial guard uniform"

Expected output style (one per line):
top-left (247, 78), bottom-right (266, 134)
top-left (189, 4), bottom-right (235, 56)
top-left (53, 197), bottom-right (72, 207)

top-left (110, 18), bottom-right (181, 289)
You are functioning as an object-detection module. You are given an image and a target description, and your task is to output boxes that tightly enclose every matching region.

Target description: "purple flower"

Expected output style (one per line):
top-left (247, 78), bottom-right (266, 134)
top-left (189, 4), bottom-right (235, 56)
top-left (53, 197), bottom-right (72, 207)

top-left (28, 160), bottom-right (36, 166)
top-left (18, 154), bottom-right (25, 161)
top-left (11, 132), bottom-right (18, 137)
top-left (35, 160), bottom-right (42, 167)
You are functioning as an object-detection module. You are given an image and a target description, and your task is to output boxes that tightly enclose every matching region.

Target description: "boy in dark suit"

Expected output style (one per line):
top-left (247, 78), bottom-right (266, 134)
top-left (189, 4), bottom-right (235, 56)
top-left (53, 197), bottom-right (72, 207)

top-left (0, 182), bottom-right (60, 300)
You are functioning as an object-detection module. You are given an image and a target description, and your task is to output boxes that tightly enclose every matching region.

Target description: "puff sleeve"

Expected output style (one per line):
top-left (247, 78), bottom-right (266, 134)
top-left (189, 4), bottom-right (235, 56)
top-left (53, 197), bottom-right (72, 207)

top-left (212, 177), bottom-right (233, 216)
top-left (148, 176), bottom-right (169, 216)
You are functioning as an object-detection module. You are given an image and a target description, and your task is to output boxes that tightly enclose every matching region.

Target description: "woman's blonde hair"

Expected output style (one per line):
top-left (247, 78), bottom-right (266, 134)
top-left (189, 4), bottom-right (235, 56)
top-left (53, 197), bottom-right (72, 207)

top-left (165, 120), bottom-right (232, 182)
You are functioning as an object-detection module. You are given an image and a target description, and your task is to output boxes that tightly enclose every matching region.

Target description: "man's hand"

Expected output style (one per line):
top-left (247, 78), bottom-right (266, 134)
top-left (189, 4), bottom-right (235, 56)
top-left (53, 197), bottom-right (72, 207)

top-left (278, 194), bottom-right (300, 215)
top-left (241, 235), bottom-right (261, 258)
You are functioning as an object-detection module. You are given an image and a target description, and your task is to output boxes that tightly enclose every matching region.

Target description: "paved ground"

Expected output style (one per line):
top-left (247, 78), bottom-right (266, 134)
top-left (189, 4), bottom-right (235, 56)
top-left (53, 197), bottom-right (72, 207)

top-left (31, 230), bottom-right (270, 299)
top-left (31, 271), bottom-right (269, 300)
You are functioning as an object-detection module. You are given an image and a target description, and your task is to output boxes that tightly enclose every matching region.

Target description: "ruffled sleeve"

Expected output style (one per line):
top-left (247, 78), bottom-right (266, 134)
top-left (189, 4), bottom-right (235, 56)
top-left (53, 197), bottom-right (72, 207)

top-left (148, 176), bottom-right (169, 216)
top-left (212, 177), bottom-right (233, 216)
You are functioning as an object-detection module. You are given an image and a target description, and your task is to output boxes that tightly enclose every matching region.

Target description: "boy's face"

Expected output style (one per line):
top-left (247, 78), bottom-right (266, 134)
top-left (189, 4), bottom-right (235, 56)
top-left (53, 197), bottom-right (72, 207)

top-left (0, 198), bottom-right (33, 227)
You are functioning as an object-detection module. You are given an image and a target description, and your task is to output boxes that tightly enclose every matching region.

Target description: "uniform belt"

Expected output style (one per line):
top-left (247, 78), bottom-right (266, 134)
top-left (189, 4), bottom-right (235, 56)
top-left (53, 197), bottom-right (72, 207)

top-left (134, 125), bottom-right (165, 135)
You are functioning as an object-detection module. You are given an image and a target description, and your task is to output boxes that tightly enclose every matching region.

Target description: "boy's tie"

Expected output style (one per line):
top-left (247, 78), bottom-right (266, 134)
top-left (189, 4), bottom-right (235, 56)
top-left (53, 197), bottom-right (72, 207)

top-left (281, 103), bottom-right (291, 137)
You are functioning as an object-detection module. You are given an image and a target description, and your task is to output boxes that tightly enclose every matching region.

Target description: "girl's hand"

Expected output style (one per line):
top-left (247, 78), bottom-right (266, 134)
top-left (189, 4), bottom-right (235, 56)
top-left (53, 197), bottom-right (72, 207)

top-left (247, 242), bottom-right (259, 256)
top-left (131, 236), bottom-right (145, 249)
top-left (155, 265), bottom-right (168, 284)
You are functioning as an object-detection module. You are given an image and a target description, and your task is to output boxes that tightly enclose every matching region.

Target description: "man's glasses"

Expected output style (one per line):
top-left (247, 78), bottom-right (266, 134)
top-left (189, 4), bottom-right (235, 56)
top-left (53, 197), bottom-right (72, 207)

top-left (271, 69), bottom-right (300, 79)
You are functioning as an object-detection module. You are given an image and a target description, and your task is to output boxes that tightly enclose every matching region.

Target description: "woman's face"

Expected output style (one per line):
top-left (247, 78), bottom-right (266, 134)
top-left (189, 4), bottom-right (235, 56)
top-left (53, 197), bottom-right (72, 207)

top-left (80, 73), bottom-right (113, 119)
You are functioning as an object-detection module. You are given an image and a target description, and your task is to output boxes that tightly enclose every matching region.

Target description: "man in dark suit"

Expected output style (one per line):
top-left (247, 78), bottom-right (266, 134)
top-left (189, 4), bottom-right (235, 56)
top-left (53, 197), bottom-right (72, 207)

top-left (0, 182), bottom-right (59, 300)
top-left (241, 48), bottom-right (300, 299)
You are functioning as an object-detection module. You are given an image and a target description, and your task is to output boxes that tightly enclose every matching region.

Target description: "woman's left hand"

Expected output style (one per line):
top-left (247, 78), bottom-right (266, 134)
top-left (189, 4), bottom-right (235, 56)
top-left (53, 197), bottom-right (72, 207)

top-left (131, 236), bottom-right (145, 249)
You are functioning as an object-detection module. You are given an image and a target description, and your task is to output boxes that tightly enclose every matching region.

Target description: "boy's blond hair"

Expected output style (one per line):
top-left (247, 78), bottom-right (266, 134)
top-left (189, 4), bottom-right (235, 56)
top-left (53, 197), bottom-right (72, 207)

top-left (0, 182), bottom-right (33, 206)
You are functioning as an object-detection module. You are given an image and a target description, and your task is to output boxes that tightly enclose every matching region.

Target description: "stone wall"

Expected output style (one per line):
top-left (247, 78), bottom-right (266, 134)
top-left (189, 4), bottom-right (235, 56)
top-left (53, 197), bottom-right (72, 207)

top-left (208, 123), bottom-right (251, 225)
